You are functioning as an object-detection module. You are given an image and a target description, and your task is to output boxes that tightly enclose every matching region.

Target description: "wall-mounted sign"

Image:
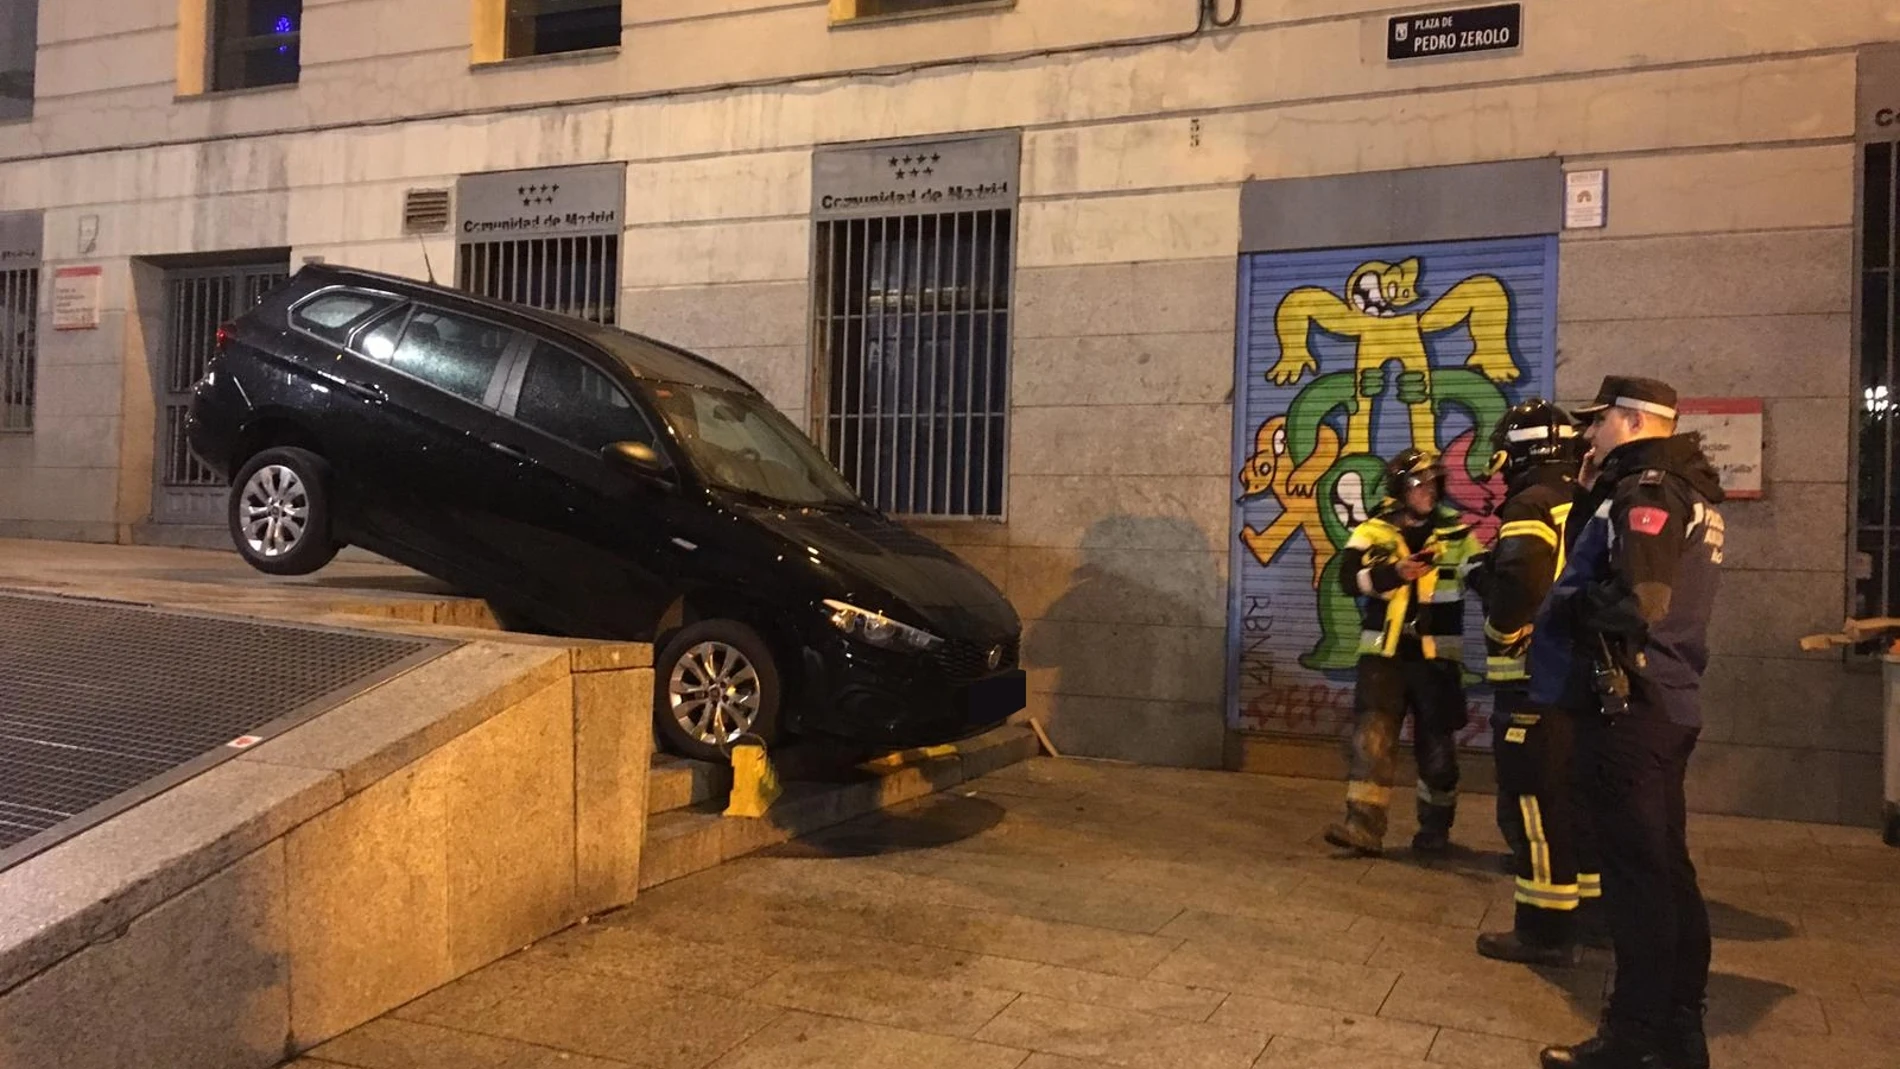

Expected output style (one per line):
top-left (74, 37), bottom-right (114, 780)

top-left (53, 265), bottom-right (102, 331)
top-left (1677, 398), bottom-right (1763, 500)
top-left (1387, 3), bottom-right (1522, 62)
top-left (812, 130), bottom-right (1021, 221)
top-left (1564, 169), bottom-right (1607, 229)
top-left (1858, 44), bottom-right (1900, 142)
top-left (455, 163), bottom-right (626, 241)
top-left (0, 210), bottom-right (42, 271)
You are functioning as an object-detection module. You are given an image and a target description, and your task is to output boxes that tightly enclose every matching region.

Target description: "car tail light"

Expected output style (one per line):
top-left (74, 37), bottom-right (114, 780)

top-left (215, 323), bottom-right (232, 352)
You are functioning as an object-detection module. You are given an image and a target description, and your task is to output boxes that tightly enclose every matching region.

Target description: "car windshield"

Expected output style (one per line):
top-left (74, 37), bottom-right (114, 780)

top-left (645, 383), bottom-right (862, 508)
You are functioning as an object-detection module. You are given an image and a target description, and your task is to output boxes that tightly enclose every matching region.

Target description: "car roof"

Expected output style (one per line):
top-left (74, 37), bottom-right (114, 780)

top-left (297, 262), bottom-right (762, 395)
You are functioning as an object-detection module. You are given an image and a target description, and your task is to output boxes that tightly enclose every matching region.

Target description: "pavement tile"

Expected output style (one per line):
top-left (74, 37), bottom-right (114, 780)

top-left (706, 1012), bottom-right (1028, 1069)
top-left (1156, 909), bottom-right (1382, 965)
top-left (1377, 970), bottom-right (1599, 1044)
top-left (1703, 1030), bottom-right (1900, 1069)
top-left (517, 923), bottom-right (791, 996)
top-left (309, 1018), bottom-right (635, 1068)
top-left (1208, 994), bottom-right (1437, 1059)
top-left (1251, 1035), bottom-right (1434, 1069)
top-left (1818, 995), bottom-right (1900, 1040)
top-left (1146, 940), bottom-right (1399, 1015)
top-left (393, 958), bottom-right (769, 1068)
top-left (947, 956), bottom-right (1227, 1022)
top-left (1424, 1027), bottom-right (1541, 1069)
top-left (751, 961), bottom-right (1020, 1038)
top-left (974, 994), bottom-right (1268, 1069)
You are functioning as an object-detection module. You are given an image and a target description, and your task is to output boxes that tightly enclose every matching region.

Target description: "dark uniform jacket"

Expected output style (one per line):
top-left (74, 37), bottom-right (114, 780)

top-left (1337, 506), bottom-right (1484, 662)
top-left (1525, 435), bottom-right (1726, 727)
top-left (1469, 465), bottom-right (1577, 683)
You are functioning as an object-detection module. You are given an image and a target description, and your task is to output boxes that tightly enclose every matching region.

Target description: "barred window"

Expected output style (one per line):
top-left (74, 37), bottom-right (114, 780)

top-left (813, 209), bottom-right (1013, 518)
top-left (1857, 138), bottom-right (1900, 626)
top-left (0, 265), bottom-right (34, 432)
top-left (457, 235), bottom-right (619, 326)
top-left (211, 0), bottom-right (301, 92)
top-left (0, 0), bottom-right (36, 122)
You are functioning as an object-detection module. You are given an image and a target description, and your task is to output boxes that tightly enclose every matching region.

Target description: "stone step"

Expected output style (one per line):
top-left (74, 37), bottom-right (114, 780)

top-left (647, 754), bottom-right (732, 815)
top-left (638, 723), bottom-right (1040, 891)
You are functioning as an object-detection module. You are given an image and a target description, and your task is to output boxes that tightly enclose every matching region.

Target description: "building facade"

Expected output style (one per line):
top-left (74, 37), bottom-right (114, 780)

top-left (1, 0), bottom-right (1895, 824)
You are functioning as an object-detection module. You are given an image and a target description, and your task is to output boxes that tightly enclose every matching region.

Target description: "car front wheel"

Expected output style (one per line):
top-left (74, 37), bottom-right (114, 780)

top-left (228, 446), bottom-right (340, 576)
top-left (653, 619), bottom-right (782, 764)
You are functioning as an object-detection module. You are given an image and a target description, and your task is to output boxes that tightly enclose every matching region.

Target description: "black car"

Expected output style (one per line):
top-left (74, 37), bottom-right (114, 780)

top-left (185, 264), bottom-right (1025, 762)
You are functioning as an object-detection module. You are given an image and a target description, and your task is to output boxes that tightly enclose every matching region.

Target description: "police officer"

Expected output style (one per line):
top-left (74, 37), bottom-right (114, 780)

top-left (1529, 376), bottom-right (1725, 1069)
top-left (1323, 448), bottom-right (1485, 856)
top-left (1465, 400), bottom-right (1604, 967)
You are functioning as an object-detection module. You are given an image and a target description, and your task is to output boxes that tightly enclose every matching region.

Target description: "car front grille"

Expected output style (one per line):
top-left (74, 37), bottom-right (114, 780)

top-left (934, 634), bottom-right (1020, 683)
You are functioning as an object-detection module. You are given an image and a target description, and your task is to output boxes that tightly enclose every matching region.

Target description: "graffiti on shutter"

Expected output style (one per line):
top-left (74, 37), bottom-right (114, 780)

top-left (1227, 235), bottom-right (1558, 749)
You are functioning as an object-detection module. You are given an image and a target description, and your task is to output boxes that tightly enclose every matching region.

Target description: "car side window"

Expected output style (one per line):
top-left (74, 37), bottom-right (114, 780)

top-left (356, 305), bottom-right (514, 404)
top-left (514, 341), bottom-right (656, 451)
top-left (292, 290), bottom-right (393, 343)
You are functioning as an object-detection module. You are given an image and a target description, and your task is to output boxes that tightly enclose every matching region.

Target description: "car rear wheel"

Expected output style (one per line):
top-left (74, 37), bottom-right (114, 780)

top-left (653, 620), bottom-right (782, 764)
top-left (228, 446), bottom-right (340, 576)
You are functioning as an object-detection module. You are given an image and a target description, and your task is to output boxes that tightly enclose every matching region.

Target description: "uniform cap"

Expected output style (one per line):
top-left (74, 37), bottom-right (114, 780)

top-left (1572, 375), bottom-right (1678, 420)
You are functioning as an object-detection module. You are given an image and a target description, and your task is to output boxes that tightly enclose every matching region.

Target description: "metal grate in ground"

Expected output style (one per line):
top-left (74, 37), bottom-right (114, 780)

top-left (0, 591), bottom-right (453, 871)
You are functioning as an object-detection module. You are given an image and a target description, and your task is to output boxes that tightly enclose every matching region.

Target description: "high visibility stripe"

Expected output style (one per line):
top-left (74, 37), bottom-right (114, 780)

top-left (1484, 620), bottom-right (1531, 646)
top-left (1514, 876), bottom-right (1581, 911)
top-left (1578, 872), bottom-right (1602, 899)
top-left (1520, 796), bottom-right (1553, 889)
top-left (1346, 780), bottom-right (1391, 806)
top-left (1487, 656), bottom-right (1528, 682)
top-left (1417, 781), bottom-right (1456, 808)
top-left (1551, 503), bottom-right (1572, 579)
top-left (1498, 519), bottom-right (1558, 549)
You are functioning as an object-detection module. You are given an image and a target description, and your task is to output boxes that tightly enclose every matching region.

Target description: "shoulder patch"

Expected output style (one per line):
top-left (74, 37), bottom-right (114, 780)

top-left (1627, 505), bottom-right (1670, 536)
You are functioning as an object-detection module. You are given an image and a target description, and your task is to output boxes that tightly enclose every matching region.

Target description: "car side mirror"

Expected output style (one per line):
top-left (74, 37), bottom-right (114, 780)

top-left (602, 441), bottom-right (674, 488)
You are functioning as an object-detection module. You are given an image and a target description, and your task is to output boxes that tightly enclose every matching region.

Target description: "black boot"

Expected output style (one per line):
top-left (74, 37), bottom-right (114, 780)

top-left (1656, 1005), bottom-right (1708, 1069)
top-left (1540, 1026), bottom-right (1662, 1069)
top-left (1476, 929), bottom-right (1581, 967)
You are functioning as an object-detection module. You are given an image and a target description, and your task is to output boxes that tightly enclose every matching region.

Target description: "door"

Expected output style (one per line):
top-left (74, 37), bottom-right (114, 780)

top-left (153, 263), bottom-right (289, 526)
top-left (323, 300), bottom-right (523, 590)
top-left (1226, 235), bottom-right (1559, 751)
top-left (483, 338), bottom-right (679, 636)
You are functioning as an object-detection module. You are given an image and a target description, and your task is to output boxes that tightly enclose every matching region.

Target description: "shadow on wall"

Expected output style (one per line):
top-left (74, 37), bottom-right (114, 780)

top-left (1021, 515), bottom-right (1223, 769)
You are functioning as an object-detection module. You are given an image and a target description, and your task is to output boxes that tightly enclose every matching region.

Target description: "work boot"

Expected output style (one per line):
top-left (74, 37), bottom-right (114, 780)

top-left (1323, 803), bottom-right (1384, 855)
top-left (1656, 1005), bottom-right (1709, 1069)
top-left (1414, 794), bottom-right (1455, 855)
top-left (1476, 929), bottom-right (1580, 967)
top-left (1411, 827), bottom-right (1452, 854)
top-left (1575, 899), bottom-right (1614, 950)
top-left (1540, 1028), bottom-right (1663, 1069)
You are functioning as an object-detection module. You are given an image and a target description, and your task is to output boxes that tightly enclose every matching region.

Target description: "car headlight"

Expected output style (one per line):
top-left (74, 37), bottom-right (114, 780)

top-left (823, 599), bottom-right (943, 653)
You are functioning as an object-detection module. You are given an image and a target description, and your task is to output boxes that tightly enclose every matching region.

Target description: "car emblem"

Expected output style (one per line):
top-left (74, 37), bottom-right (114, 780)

top-left (986, 645), bottom-right (1004, 670)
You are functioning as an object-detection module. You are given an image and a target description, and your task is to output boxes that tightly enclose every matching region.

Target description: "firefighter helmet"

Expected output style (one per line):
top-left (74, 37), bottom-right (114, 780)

top-left (1488, 399), bottom-right (1583, 480)
top-left (1382, 447), bottom-right (1447, 506)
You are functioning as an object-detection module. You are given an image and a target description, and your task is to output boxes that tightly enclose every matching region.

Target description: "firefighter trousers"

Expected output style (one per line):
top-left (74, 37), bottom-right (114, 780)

top-left (1492, 690), bottom-right (1602, 946)
top-left (1342, 648), bottom-right (1465, 842)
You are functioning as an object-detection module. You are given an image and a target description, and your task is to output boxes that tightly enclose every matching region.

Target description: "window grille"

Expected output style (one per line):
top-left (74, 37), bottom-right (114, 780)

top-left (1857, 139), bottom-right (1900, 623)
top-left (161, 266), bottom-right (288, 487)
top-left (506, 0), bottom-right (620, 58)
top-left (0, 266), bottom-right (34, 432)
top-left (456, 235), bottom-right (619, 326)
top-left (211, 0), bottom-right (302, 92)
top-left (813, 208), bottom-right (1013, 518)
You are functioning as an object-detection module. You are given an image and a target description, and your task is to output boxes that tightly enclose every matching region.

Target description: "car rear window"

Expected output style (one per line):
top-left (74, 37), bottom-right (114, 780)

top-left (292, 291), bottom-right (393, 343)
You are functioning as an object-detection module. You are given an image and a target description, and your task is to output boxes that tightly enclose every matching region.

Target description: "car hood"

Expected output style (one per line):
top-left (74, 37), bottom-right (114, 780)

top-left (721, 495), bottom-right (1018, 638)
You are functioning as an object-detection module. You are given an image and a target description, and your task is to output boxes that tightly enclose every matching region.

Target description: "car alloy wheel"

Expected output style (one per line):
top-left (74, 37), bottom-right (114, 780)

top-left (239, 464), bottom-right (310, 559)
top-left (667, 640), bottom-right (762, 745)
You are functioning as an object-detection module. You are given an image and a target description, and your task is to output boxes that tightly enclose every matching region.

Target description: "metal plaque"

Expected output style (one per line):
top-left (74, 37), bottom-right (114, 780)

top-left (455, 163), bottom-right (626, 241)
top-left (812, 131), bottom-right (1021, 221)
top-left (0, 210), bottom-right (41, 271)
top-left (1387, 3), bottom-right (1522, 62)
top-left (1859, 44), bottom-right (1900, 142)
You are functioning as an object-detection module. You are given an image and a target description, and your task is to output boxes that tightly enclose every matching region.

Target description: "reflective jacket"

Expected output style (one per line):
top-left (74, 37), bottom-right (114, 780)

top-left (1338, 506), bottom-right (1485, 661)
top-left (1470, 465), bottom-right (1577, 683)
top-left (1526, 435), bottom-right (1726, 727)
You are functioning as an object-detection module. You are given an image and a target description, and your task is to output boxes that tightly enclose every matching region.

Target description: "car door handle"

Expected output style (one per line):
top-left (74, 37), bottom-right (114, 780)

top-left (342, 381), bottom-right (385, 404)
top-left (488, 440), bottom-right (529, 462)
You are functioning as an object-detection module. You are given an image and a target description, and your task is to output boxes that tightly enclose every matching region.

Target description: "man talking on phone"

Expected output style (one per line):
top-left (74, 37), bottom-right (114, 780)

top-left (1324, 449), bottom-right (1485, 856)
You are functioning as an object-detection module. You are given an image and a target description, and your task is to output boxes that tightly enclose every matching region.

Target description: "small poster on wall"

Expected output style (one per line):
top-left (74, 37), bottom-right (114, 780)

top-left (1676, 398), bottom-right (1763, 500)
top-left (53, 265), bottom-right (103, 331)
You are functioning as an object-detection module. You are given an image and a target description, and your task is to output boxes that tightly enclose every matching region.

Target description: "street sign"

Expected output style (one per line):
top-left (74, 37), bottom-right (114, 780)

top-left (1387, 4), bottom-right (1522, 62)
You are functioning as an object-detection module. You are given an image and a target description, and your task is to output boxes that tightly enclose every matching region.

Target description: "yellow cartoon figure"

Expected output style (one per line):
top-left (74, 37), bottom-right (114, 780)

top-left (1270, 258), bottom-right (1522, 457)
top-left (1239, 415), bottom-right (1343, 588)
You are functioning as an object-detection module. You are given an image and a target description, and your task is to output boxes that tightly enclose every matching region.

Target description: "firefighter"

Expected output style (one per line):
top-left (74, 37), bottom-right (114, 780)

top-left (1531, 376), bottom-right (1725, 1069)
top-left (1465, 399), bottom-right (1603, 967)
top-left (1323, 448), bottom-right (1485, 856)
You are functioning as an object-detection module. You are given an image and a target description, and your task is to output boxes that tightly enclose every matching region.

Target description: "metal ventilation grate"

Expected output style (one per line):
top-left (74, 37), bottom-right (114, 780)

top-left (0, 592), bottom-right (454, 871)
top-left (403, 188), bottom-right (452, 234)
